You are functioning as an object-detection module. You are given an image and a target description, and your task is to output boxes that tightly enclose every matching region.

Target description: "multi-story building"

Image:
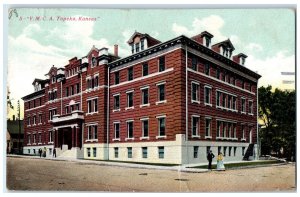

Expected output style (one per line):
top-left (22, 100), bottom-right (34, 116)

top-left (22, 30), bottom-right (261, 164)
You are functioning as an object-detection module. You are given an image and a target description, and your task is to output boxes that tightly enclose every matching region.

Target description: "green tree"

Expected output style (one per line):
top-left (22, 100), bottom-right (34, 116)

top-left (258, 86), bottom-right (295, 160)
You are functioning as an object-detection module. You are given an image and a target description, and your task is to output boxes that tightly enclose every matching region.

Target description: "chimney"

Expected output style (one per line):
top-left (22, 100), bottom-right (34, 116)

top-left (114, 44), bottom-right (118, 57)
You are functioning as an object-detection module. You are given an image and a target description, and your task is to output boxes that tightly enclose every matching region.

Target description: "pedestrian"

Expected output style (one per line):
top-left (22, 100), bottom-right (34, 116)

top-left (38, 148), bottom-right (42, 158)
top-left (217, 152), bottom-right (225, 171)
top-left (207, 150), bottom-right (215, 170)
top-left (53, 148), bottom-right (56, 158)
top-left (43, 147), bottom-right (47, 157)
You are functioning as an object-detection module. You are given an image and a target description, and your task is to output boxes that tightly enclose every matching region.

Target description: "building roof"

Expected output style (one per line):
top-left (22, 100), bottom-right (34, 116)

top-left (212, 39), bottom-right (235, 50)
top-left (127, 31), bottom-right (161, 45)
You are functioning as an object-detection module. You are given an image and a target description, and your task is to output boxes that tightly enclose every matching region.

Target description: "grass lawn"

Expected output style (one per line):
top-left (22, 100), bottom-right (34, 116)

top-left (189, 160), bottom-right (285, 169)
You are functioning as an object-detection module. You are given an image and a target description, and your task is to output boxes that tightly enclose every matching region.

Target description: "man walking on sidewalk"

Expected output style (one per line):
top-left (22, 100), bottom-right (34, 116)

top-left (207, 150), bottom-right (215, 170)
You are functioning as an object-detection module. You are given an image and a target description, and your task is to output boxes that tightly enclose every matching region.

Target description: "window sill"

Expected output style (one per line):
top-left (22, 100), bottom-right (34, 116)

top-left (140, 137), bottom-right (150, 140)
top-left (85, 139), bottom-right (98, 142)
top-left (216, 137), bottom-right (223, 140)
top-left (191, 100), bottom-right (200, 104)
top-left (232, 138), bottom-right (238, 141)
top-left (27, 143), bottom-right (31, 146)
top-left (248, 113), bottom-right (254, 116)
top-left (38, 143), bottom-right (42, 145)
top-left (38, 123), bottom-right (42, 125)
top-left (32, 143), bottom-right (36, 145)
top-left (112, 138), bottom-right (120, 142)
top-left (27, 125), bottom-right (31, 127)
top-left (125, 138), bottom-right (135, 141)
top-left (113, 109), bottom-right (121, 112)
top-left (140, 103), bottom-right (150, 108)
top-left (48, 142), bottom-right (54, 144)
top-left (125, 106), bottom-right (134, 110)
top-left (205, 136), bottom-right (212, 139)
top-left (241, 112), bottom-right (246, 114)
top-left (86, 112), bottom-right (99, 115)
top-left (192, 135), bottom-right (200, 139)
top-left (156, 135), bottom-right (167, 139)
top-left (156, 100), bottom-right (167, 105)
top-left (204, 103), bottom-right (212, 107)
top-left (241, 138), bottom-right (246, 142)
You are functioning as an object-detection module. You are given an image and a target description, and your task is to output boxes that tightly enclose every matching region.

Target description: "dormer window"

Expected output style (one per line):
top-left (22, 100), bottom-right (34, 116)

top-left (141, 39), bottom-right (145, 50)
top-left (131, 44), bottom-right (134, 54)
top-left (240, 57), bottom-right (245, 65)
top-left (204, 37), bottom-right (211, 48)
top-left (135, 43), bottom-right (140, 53)
top-left (52, 77), bottom-right (56, 84)
top-left (91, 57), bottom-right (97, 67)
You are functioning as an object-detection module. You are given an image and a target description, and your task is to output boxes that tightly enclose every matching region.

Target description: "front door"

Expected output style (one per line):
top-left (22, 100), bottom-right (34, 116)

top-left (61, 128), bottom-right (72, 149)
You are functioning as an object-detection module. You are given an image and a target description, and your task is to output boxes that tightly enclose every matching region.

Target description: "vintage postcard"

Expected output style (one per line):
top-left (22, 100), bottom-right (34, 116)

top-left (6, 7), bottom-right (296, 192)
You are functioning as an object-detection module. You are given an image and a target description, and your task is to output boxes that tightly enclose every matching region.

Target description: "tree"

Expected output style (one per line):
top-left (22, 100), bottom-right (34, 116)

top-left (258, 86), bottom-right (295, 160)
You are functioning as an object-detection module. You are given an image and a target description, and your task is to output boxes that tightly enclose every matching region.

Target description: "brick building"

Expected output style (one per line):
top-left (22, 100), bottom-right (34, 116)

top-left (22, 30), bottom-right (261, 164)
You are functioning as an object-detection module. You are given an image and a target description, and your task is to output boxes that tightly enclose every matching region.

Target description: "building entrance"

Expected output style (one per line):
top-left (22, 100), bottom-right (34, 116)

top-left (58, 128), bottom-right (72, 150)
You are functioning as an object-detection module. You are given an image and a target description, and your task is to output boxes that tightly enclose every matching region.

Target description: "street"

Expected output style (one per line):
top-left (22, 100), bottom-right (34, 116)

top-left (6, 157), bottom-right (296, 192)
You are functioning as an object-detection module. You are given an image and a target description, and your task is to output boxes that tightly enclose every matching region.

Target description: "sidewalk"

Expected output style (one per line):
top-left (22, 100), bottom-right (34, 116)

top-left (7, 154), bottom-right (209, 173)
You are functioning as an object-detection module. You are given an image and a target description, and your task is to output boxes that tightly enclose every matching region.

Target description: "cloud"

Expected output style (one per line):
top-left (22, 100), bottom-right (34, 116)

top-left (245, 43), bottom-right (263, 52)
top-left (172, 15), bottom-right (232, 43)
top-left (246, 51), bottom-right (295, 90)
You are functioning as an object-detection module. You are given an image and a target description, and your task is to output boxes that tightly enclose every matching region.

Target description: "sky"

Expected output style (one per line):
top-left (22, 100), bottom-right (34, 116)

top-left (6, 8), bottom-right (295, 119)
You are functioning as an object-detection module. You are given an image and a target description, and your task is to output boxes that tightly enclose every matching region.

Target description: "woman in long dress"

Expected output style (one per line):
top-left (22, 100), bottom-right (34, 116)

top-left (217, 152), bottom-right (225, 170)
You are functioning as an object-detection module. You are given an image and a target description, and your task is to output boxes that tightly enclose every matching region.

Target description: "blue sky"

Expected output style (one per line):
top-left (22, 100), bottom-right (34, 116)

top-left (7, 8), bottom-right (295, 118)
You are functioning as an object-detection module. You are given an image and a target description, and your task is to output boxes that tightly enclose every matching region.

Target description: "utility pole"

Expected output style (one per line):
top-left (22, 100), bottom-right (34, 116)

top-left (18, 100), bottom-right (21, 154)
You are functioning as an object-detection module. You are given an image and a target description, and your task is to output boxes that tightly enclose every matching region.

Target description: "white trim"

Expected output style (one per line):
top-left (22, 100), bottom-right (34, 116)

top-left (113, 93), bottom-right (120, 96)
top-left (156, 136), bottom-right (167, 139)
top-left (156, 115), bottom-right (166, 119)
top-left (25, 104), bottom-right (46, 112)
top-left (125, 106), bottom-right (135, 110)
top-left (140, 117), bottom-right (149, 121)
top-left (111, 68), bottom-right (173, 88)
top-left (125, 89), bottom-right (135, 93)
top-left (216, 88), bottom-right (237, 97)
top-left (125, 138), bottom-right (135, 141)
top-left (140, 103), bottom-right (150, 108)
top-left (140, 137), bottom-right (150, 140)
top-left (85, 122), bottom-right (99, 126)
top-left (126, 119), bottom-right (134, 122)
top-left (140, 86), bottom-right (150, 90)
top-left (112, 138), bottom-right (120, 142)
top-left (155, 100), bottom-right (167, 105)
top-left (113, 109), bottom-right (121, 112)
top-left (216, 117), bottom-right (237, 124)
top-left (191, 81), bottom-right (200, 104)
top-left (87, 96), bottom-right (99, 101)
top-left (23, 93), bottom-right (44, 102)
top-left (187, 68), bottom-right (255, 95)
top-left (156, 81), bottom-right (166, 86)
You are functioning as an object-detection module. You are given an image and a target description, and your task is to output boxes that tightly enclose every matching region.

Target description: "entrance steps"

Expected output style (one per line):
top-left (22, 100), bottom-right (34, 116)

top-left (56, 147), bottom-right (84, 159)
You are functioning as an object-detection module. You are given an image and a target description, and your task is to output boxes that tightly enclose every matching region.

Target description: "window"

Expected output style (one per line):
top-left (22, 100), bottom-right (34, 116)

top-left (228, 123), bottom-right (232, 138)
top-left (76, 83), bottom-right (80, 94)
top-left (222, 94), bottom-right (226, 108)
top-left (229, 147), bottom-right (232, 156)
top-left (28, 102), bottom-right (31, 109)
top-left (115, 72), bottom-right (120, 85)
top-left (233, 97), bottom-right (237, 110)
top-left (114, 147), bottom-right (119, 158)
top-left (127, 121), bottom-right (134, 139)
top-left (33, 116), bottom-right (36, 125)
top-left (87, 125), bottom-right (97, 140)
top-left (33, 100), bottom-right (36, 108)
top-left (141, 39), bottom-right (145, 50)
top-left (131, 44), bottom-right (134, 54)
top-left (205, 118), bottom-right (211, 137)
top-left (93, 147), bottom-right (97, 157)
top-left (114, 95), bottom-right (120, 110)
top-left (217, 121), bottom-right (221, 137)
top-left (233, 124), bottom-right (237, 138)
top-left (142, 63), bottom-right (148, 76)
top-left (192, 116), bottom-right (199, 136)
top-left (141, 88), bottom-right (149, 105)
top-left (158, 84), bottom-right (165, 101)
top-left (114, 122), bottom-right (120, 139)
top-left (204, 64), bottom-right (210, 75)
top-left (216, 91), bottom-right (221, 107)
top-left (158, 117), bottom-right (166, 136)
top-left (49, 109), bottom-right (56, 120)
top-left (87, 148), bottom-right (91, 157)
top-left (228, 96), bottom-right (232, 109)
top-left (142, 147), bottom-right (148, 158)
top-left (159, 56), bottom-right (165, 72)
top-left (127, 147), bottom-right (132, 158)
top-left (242, 125), bottom-right (245, 140)
top-left (38, 133), bottom-right (42, 143)
top-left (191, 82), bottom-right (199, 103)
top-left (142, 119), bottom-right (149, 137)
top-left (241, 98), bottom-right (246, 113)
top-left (135, 43), bottom-right (139, 53)
top-left (127, 92), bottom-right (134, 108)
top-left (27, 134), bottom-right (31, 144)
top-left (222, 71), bottom-right (226, 82)
top-left (192, 57), bottom-right (198, 71)
top-left (93, 99), bottom-right (98, 112)
top-left (193, 146), bottom-right (199, 158)
top-left (249, 101), bottom-right (253, 114)
top-left (66, 87), bottom-right (69, 97)
top-left (94, 76), bottom-right (99, 87)
top-left (71, 86), bottom-right (74, 95)
top-left (158, 146), bottom-right (164, 159)
top-left (33, 134), bottom-right (36, 144)
top-left (38, 114), bottom-right (42, 124)
top-left (223, 146), bottom-right (227, 156)
top-left (216, 69), bottom-right (220, 79)
top-left (223, 123), bottom-right (226, 138)
top-left (128, 67), bottom-right (133, 81)
top-left (204, 86), bottom-right (212, 105)
top-left (249, 84), bottom-right (252, 92)
top-left (49, 131), bottom-right (53, 142)
top-left (234, 147), bottom-right (237, 156)
top-left (242, 81), bottom-right (245, 89)
top-left (87, 100), bottom-right (92, 113)
top-left (65, 106), bottom-right (69, 114)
